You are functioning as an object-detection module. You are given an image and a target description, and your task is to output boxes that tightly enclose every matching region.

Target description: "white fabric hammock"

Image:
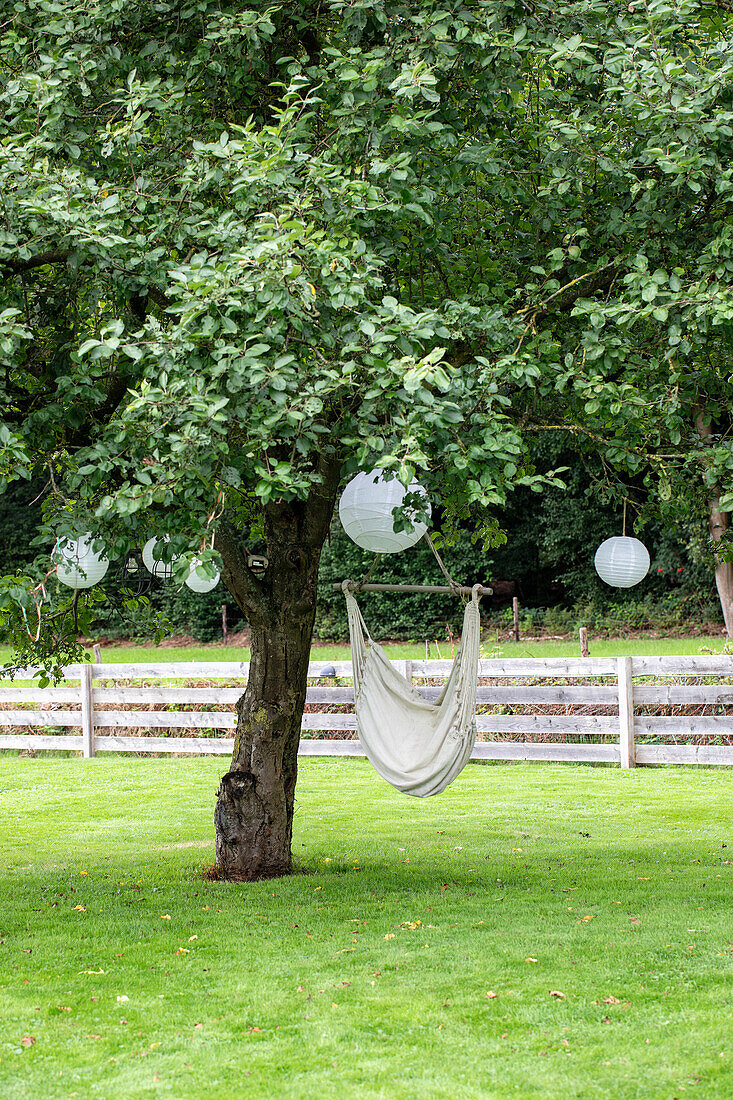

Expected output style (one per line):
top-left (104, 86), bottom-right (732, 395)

top-left (344, 586), bottom-right (482, 797)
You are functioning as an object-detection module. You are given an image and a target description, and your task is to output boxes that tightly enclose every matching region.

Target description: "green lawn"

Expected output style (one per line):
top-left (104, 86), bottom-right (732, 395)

top-left (0, 760), bottom-right (731, 1098)
top-left (0, 632), bottom-right (728, 669)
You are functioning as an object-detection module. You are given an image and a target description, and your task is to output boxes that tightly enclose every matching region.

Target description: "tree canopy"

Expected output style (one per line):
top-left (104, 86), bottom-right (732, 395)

top-left (3, 0), bottom-right (733, 873)
top-left (2, 1), bottom-right (733, 657)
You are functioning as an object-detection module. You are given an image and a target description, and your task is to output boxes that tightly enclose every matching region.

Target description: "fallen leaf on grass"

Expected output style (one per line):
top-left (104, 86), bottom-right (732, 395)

top-left (549, 990), bottom-right (565, 999)
top-left (86, 1034), bottom-right (102, 1040)
top-left (525, 957), bottom-right (538, 963)
top-left (78, 969), bottom-right (105, 975)
top-left (72, 905), bottom-right (86, 912)
top-left (486, 991), bottom-right (498, 999)
top-left (174, 948), bottom-right (189, 956)
top-left (580, 915), bottom-right (595, 922)
top-left (603, 996), bottom-right (622, 1004)
top-left (20, 1036), bottom-right (35, 1047)
top-left (160, 915), bottom-right (171, 920)
top-left (248, 1026), bottom-right (262, 1033)
top-left (188, 935), bottom-right (198, 941)
top-left (194, 1023), bottom-right (203, 1030)
top-left (384, 933), bottom-right (395, 940)
top-left (116, 996), bottom-right (129, 1004)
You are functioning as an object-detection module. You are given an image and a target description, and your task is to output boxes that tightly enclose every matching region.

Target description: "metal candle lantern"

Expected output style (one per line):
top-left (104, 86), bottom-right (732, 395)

top-left (142, 536), bottom-right (178, 580)
top-left (338, 470), bottom-right (431, 553)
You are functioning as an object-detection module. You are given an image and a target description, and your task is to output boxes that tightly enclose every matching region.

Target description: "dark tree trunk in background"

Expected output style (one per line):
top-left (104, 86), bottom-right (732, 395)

top-left (709, 498), bottom-right (733, 637)
top-left (214, 456), bottom-right (342, 880)
top-left (695, 410), bottom-right (733, 637)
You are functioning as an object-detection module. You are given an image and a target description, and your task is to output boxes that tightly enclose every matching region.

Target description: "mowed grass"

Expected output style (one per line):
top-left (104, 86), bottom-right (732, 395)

top-left (0, 632), bottom-right (727, 669)
top-left (0, 761), bottom-right (732, 1099)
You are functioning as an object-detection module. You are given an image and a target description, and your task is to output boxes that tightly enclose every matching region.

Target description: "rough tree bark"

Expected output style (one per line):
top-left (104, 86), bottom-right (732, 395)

top-left (708, 497), bottom-right (733, 637)
top-left (213, 454), bottom-right (343, 880)
top-left (695, 410), bottom-right (733, 637)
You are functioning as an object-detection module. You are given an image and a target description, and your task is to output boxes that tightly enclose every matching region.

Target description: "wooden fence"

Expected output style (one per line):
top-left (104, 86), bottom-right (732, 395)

top-left (0, 655), bottom-right (732, 768)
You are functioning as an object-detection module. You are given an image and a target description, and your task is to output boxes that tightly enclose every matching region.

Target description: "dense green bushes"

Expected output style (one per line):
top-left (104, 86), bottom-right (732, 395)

top-left (0, 465), bottom-right (722, 645)
top-left (315, 491), bottom-right (720, 641)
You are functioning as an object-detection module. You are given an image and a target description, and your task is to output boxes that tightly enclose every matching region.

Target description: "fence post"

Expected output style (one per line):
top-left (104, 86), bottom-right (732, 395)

top-left (579, 627), bottom-right (589, 658)
top-left (81, 663), bottom-right (95, 759)
top-left (617, 656), bottom-right (635, 769)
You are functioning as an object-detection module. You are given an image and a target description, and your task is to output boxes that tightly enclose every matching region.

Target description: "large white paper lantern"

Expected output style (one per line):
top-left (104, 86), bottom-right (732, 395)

top-left (56, 534), bottom-right (110, 590)
top-left (142, 536), bottom-right (178, 579)
top-left (185, 558), bottom-right (220, 593)
top-left (594, 536), bottom-right (650, 588)
top-left (338, 470), bottom-right (431, 553)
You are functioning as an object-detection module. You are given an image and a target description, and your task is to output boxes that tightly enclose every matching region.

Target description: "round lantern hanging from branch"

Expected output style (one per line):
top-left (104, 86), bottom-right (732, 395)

top-left (594, 503), bottom-right (650, 588)
top-left (338, 470), bottom-right (431, 553)
top-left (55, 534), bottom-right (110, 590)
top-left (185, 558), bottom-right (220, 593)
top-left (594, 536), bottom-right (650, 587)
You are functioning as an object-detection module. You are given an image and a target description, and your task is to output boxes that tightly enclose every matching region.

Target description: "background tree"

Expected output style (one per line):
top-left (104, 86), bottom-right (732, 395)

top-left (2, 0), bottom-right (733, 879)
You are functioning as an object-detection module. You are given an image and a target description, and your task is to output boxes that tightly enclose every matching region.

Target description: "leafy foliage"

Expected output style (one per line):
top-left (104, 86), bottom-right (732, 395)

top-left (1, 0), bottom-right (733, 672)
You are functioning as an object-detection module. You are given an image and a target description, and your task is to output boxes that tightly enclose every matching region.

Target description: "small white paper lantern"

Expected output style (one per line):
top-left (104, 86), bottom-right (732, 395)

top-left (56, 534), bottom-right (110, 590)
top-left (338, 470), bottom-right (431, 553)
top-left (594, 536), bottom-right (650, 588)
top-left (142, 536), bottom-right (178, 579)
top-left (185, 558), bottom-right (220, 593)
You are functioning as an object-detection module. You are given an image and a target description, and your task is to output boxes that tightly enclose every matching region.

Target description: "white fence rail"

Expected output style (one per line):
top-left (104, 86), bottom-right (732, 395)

top-left (1, 655), bottom-right (732, 768)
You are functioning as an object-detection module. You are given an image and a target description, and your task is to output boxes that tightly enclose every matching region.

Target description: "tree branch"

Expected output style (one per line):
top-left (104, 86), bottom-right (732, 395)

top-left (516, 260), bottom-right (620, 319)
top-left (301, 450), bottom-right (343, 550)
top-left (1, 251), bottom-right (171, 309)
top-left (0, 249), bottom-right (71, 275)
top-left (216, 519), bottom-right (266, 617)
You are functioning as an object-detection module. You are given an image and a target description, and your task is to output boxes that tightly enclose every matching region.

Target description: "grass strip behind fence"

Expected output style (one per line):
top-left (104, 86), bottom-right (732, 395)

top-left (0, 634), bottom-right (729, 672)
top-left (0, 759), bottom-right (731, 1099)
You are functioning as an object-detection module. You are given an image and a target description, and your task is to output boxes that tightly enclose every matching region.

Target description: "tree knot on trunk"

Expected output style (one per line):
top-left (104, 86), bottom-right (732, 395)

top-left (217, 769), bottom-right (253, 801)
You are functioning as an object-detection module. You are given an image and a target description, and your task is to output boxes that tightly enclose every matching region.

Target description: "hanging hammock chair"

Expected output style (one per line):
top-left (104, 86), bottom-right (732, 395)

top-left (342, 581), bottom-right (484, 797)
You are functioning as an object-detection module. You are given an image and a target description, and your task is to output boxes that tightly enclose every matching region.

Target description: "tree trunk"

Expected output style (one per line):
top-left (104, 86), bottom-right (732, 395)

top-left (214, 594), bottom-right (317, 880)
top-left (214, 457), bottom-right (342, 880)
top-left (695, 410), bottom-right (733, 636)
top-left (709, 497), bottom-right (733, 637)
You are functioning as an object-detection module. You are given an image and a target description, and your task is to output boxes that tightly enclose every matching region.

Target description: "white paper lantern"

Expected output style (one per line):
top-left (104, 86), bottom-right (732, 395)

top-left (338, 470), bottom-right (431, 553)
top-left (594, 536), bottom-right (650, 588)
top-left (185, 558), bottom-right (220, 593)
top-left (56, 534), bottom-right (109, 590)
top-left (142, 536), bottom-right (178, 579)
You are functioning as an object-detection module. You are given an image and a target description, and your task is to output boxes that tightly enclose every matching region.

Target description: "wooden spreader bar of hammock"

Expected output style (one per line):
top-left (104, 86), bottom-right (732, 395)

top-left (336, 582), bottom-right (493, 596)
